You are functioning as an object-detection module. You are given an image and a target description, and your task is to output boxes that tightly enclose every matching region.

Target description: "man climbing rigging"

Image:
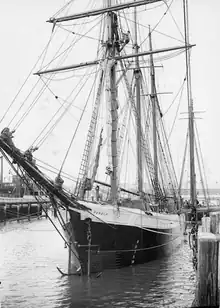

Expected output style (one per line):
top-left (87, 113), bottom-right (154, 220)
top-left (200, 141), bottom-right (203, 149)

top-left (24, 146), bottom-right (38, 165)
top-left (0, 127), bottom-right (16, 148)
top-left (55, 174), bottom-right (64, 190)
top-left (119, 31), bottom-right (130, 51)
top-left (105, 165), bottom-right (113, 176)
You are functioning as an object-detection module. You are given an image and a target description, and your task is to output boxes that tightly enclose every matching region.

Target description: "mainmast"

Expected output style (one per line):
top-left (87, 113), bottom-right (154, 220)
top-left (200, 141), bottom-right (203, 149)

top-left (134, 4), bottom-right (143, 195)
top-left (149, 28), bottom-right (159, 200)
top-left (183, 0), bottom-right (196, 208)
top-left (105, 0), bottom-right (118, 203)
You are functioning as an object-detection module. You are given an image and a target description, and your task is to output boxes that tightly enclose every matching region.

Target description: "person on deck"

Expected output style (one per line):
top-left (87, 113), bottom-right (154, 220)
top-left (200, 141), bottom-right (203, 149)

top-left (95, 185), bottom-right (100, 201)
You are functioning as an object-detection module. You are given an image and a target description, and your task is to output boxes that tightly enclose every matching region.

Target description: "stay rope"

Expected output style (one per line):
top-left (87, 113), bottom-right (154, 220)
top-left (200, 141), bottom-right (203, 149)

top-left (35, 68), bottom-right (96, 148)
top-left (0, 32), bottom-right (55, 126)
top-left (195, 122), bottom-right (210, 201)
top-left (31, 69), bottom-right (92, 147)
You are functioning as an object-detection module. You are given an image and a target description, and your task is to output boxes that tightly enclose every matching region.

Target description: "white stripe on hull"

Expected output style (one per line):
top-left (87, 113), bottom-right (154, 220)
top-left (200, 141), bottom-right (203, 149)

top-left (69, 201), bottom-right (185, 232)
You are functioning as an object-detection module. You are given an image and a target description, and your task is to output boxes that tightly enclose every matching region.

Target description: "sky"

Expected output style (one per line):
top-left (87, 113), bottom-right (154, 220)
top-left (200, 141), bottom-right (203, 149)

top-left (0, 0), bottom-right (220, 189)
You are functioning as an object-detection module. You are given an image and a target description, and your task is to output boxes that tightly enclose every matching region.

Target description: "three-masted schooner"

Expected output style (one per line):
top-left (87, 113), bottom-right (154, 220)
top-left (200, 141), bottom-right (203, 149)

top-left (0, 0), bottom-right (195, 274)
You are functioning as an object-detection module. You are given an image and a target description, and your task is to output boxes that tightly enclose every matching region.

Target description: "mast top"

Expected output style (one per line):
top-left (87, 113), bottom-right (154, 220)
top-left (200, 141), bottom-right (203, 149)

top-left (47, 0), bottom-right (163, 23)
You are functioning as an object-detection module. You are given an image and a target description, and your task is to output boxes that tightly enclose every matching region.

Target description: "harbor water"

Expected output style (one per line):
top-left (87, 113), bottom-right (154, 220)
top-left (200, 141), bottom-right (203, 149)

top-left (0, 216), bottom-right (196, 308)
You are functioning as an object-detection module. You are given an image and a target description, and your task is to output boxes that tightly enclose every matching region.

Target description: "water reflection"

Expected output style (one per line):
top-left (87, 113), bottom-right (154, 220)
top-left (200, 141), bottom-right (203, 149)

top-left (0, 218), bottom-right (195, 308)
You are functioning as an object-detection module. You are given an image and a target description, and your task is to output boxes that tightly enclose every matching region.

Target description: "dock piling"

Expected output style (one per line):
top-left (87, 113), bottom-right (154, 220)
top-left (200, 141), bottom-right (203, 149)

top-left (195, 212), bottom-right (220, 307)
top-left (210, 212), bottom-right (220, 234)
top-left (201, 216), bottom-right (210, 232)
top-left (197, 233), bottom-right (219, 307)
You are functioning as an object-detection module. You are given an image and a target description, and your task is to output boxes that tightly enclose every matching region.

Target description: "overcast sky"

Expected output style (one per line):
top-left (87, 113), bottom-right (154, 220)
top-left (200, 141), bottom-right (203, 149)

top-left (0, 0), bottom-right (219, 190)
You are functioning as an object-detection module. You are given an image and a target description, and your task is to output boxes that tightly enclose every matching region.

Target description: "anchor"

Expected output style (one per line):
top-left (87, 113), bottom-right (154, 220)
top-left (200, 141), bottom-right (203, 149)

top-left (56, 266), bottom-right (81, 276)
top-left (56, 266), bottom-right (102, 278)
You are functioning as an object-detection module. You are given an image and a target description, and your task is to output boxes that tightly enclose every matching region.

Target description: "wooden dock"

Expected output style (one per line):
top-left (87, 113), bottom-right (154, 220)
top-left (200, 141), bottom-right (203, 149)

top-left (0, 196), bottom-right (51, 223)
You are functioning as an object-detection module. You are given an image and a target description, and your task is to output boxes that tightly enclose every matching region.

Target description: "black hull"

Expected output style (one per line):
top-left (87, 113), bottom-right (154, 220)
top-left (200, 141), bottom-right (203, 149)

top-left (67, 210), bottom-right (182, 274)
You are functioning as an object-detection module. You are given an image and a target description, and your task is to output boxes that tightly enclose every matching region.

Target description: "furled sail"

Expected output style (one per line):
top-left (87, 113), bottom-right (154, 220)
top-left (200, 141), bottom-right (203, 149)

top-left (90, 129), bottom-right (103, 187)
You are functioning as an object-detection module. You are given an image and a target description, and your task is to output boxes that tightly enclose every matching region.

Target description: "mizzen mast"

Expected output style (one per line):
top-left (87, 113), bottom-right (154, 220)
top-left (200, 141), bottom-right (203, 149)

top-left (133, 4), bottom-right (143, 195)
top-left (183, 0), bottom-right (196, 208)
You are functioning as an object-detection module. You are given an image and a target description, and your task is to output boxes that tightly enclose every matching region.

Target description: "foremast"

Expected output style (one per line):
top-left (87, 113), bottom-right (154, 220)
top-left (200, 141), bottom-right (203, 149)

top-left (105, 0), bottom-right (118, 204)
top-left (133, 4), bottom-right (143, 196)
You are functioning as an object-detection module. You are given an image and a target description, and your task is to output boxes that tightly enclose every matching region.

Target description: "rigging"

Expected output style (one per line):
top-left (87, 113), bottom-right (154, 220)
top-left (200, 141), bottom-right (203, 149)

top-left (167, 81), bottom-right (185, 140)
top-left (35, 67), bottom-right (96, 148)
top-left (58, 65), bottom-right (100, 177)
top-left (140, 0), bottom-right (175, 47)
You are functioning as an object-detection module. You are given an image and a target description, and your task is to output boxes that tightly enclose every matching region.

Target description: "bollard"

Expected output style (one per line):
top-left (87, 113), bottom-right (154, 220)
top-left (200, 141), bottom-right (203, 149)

top-left (210, 212), bottom-right (220, 234)
top-left (197, 232), bottom-right (219, 307)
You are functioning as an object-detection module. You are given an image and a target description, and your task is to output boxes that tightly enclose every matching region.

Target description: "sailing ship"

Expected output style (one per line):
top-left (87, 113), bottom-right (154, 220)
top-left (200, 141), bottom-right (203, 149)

top-left (0, 0), bottom-right (196, 274)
